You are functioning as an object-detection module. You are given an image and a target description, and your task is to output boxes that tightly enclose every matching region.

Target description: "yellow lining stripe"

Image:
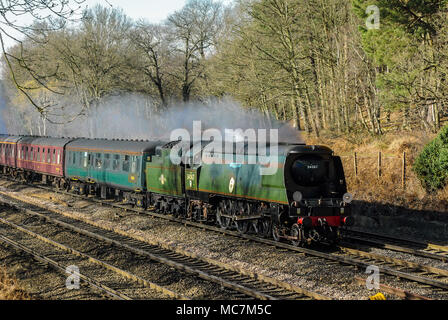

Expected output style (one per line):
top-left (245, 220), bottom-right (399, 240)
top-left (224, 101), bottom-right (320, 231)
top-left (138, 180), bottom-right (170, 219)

top-left (68, 147), bottom-right (143, 156)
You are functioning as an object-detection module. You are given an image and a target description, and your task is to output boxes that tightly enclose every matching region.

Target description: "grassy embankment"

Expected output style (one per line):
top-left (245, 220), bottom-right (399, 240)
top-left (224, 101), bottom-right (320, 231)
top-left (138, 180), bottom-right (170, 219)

top-left (0, 268), bottom-right (29, 300)
top-left (305, 130), bottom-right (448, 213)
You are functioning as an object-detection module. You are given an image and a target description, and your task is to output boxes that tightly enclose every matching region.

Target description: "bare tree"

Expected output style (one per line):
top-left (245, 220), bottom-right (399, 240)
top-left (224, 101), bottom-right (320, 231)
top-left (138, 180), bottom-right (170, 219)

top-left (0, 0), bottom-right (86, 118)
top-left (130, 21), bottom-right (170, 108)
top-left (167, 0), bottom-right (224, 102)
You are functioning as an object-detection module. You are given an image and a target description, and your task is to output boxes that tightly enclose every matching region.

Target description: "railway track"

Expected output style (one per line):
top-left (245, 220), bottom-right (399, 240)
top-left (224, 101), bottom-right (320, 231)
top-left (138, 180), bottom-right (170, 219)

top-left (0, 192), bottom-right (327, 300)
top-left (0, 214), bottom-right (188, 300)
top-left (0, 178), bottom-right (444, 299)
top-left (342, 229), bottom-right (448, 262)
top-left (353, 277), bottom-right (432, 300)
top-left (0, 233), bottom-right (128, 300)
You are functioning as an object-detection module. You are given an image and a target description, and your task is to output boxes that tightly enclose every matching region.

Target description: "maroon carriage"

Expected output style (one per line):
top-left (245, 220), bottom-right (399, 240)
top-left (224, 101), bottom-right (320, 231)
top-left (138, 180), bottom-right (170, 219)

top-left (16, 137), bottom-right (73, 185)
top-left (0, 136), bottom-right (21, 174)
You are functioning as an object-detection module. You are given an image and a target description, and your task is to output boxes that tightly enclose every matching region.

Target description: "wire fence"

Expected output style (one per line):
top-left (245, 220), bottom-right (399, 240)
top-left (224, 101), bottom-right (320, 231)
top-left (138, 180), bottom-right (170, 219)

top-left (340, 152), bottom-right (408, 190)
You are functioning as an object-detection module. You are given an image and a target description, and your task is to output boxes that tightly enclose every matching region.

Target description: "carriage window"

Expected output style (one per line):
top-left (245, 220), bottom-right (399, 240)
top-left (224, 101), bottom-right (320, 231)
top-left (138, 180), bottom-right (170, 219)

top-left (58, 150), bottom-right (61, 164)
top-left (130, 156), bottom-right (138, 173)
top-left (47, 149), bottom-right (51, 163)
top-left (82, 152), bottom-right (88, 168)
top-left (112, 154), bottom-right (120, 171)
top-left (95, 153), bottom-right (102, 169)
top-left (122, 155), bottom-right (130, 172)
top-left (72, 152), bottom-right (77, 165)
top-left (52, 149), bottom-right (56, 163)
top-left (104, 154), bottom-right (110, 169)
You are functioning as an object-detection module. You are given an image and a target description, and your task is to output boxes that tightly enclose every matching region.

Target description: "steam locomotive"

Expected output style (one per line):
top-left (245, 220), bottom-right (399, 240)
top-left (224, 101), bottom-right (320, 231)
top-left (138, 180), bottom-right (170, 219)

top-left (0, 135), bottom-right (353, 246)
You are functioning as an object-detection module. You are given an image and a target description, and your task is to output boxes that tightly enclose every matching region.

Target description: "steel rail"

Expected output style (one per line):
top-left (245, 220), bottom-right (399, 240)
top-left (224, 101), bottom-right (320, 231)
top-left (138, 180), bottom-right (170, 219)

top-left (3, 179), bottom-right (448, 295)
top-left (0, 234), bottom-right (130, 300)
top-left (353, 277), bottom-right (432, 301)
top-left (0, 217), bottom-right (189, 300)
top-left (343, 229), bottom-right (448, 262)
top-left (0, 193), bottom-right (328, 300)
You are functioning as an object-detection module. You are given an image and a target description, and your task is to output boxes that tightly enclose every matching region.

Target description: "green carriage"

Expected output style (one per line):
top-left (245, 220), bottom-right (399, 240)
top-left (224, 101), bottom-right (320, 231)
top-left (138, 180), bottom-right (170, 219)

top-left (65, 138), bottom-right (162, 205)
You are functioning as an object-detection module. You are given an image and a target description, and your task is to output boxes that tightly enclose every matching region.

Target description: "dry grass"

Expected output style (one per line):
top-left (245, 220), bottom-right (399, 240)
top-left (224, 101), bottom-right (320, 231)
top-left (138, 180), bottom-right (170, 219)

top-left (0, 268), bottom-right (29, 300)
top-left (305, 130), bottom-right (448, 212)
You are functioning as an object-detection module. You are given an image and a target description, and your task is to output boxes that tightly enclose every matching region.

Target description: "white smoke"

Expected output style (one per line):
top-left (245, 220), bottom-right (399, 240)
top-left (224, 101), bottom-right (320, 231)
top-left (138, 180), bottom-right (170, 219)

top-left (3, 93), bottom-right (304, 144)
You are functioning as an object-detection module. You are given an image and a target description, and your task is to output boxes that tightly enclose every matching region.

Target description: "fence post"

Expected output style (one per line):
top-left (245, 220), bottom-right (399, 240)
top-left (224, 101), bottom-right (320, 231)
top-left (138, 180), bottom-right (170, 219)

top-left (378, 152), bottom-right (382, 178)
top-left (402, 152), bottom-right (406, 190)
top-left (354, 152), bottom-right (358, 178)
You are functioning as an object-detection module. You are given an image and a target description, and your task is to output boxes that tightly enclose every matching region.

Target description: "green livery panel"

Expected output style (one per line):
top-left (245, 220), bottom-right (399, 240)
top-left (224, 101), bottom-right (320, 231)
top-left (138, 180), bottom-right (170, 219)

top-left (195, 154), bottom-right (289, 204)
top-left (145, 146), bottom-right (289, 204)
top-left (146, 148), bottom-right (184, 197)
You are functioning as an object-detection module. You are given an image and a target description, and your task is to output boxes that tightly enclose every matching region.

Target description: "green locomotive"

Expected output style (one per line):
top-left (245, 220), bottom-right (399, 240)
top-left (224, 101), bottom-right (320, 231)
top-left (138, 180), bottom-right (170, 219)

top-left (145, 140), bottom-right (353, 245)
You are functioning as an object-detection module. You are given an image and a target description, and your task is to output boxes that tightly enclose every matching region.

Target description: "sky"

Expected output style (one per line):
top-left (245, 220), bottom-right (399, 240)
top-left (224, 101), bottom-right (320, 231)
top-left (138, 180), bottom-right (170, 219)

top-left (2, 0), bottom-right (233, 49)
top-left (89, 0), bottom-right (196, 23)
